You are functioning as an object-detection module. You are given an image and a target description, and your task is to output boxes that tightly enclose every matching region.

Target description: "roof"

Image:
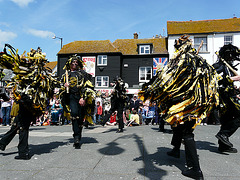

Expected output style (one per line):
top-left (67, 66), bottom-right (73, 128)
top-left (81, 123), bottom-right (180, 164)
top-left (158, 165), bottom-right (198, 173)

top-left (113, 38), bottom-right (168, 55)
top-left (167, 17), bottom-right (240, 35)
top-left (45, 61), bottom-right (57, 70)
top-left (58, 40), bottom-right (120, 54)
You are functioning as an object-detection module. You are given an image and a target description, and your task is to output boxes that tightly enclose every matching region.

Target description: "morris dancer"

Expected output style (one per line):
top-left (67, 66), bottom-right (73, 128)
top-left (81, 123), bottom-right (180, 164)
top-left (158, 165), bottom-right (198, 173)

top-left (0, 45), bottom-right (58, 159)
top-left (101, 76), bottom-right (128, 133)
top-left (59, 55), bottom-right (95, 149)
top-left (139, 35), bottom-right (219, 179)
top-left (213, 44), bottom-right (240, 153)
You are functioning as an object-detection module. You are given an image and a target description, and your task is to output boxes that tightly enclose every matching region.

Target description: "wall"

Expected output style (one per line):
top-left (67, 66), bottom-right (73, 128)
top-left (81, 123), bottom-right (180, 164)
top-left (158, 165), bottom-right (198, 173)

top-left (168, 33), bottom-right (240, 67)
top-left (95, 54), bottom-right (121, 86)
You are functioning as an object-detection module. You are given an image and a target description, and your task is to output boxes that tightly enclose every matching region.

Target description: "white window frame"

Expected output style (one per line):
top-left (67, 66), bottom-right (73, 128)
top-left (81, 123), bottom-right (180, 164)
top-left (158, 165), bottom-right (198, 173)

top-left (194, 36), bottom-right (208, 52)
top-left (224, 35), bottom-right (233, 45)
top-left (95, 76), bottom-right (109, 87)
top-left (97, 55), bottom-right (107, 66)
top-left (139, 66), bottom-right (152, 82)
top-left (139, 45), bottom-right (151, 54)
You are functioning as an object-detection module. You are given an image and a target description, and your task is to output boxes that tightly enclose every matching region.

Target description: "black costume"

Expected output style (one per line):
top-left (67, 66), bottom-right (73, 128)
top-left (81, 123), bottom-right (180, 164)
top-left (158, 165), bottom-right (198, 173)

top-left (138, 35), bottom-right (219, 179)
top-left (0, 45), bottom-right (58, 159)
top-left (0, 96), bottom-right (35, 159)
top-left (60, 55), bottom-right (95, 148)
top-left (101, 77), bottom-right (127, 133)
top-left (213, 44), bottom-right (240, 153)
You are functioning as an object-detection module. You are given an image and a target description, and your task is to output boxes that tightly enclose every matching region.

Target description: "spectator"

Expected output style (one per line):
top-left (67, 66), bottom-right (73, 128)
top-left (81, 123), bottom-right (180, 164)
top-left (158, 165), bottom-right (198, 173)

top-left (51, 99), bottom-right (63, 125)
top-left (127, 110), bottom-right (140, 126)
top-left (129, 95), bottom-right (140, 112)
top-left (106, 111), bottom-right (117, 126)
top-left (95, 101), bottom-right (102, 124)
top-left (145, 103), bottom-right (155, 125)
top-left (49, 95), bottom-right (57, 107)
top-left (0, 88), bottom-right (11, 126)
top-left (138, 106), bottom-right (147, 125)
top-left (102, 92), bottom-right (111, 115)
top-left (42, 110), bottom-right (50, 126)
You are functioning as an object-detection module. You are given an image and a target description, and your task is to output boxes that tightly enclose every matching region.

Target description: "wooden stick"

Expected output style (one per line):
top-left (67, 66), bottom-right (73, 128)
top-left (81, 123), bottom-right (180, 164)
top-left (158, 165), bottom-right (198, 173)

top-left (221, 58), bottom-right (239, 76)
top-left (65, 70), bottom-right (69, 93)
top-left (196, 40), bottom-right (203, 55)
top-left (216, 52), bottom-right (239, 76)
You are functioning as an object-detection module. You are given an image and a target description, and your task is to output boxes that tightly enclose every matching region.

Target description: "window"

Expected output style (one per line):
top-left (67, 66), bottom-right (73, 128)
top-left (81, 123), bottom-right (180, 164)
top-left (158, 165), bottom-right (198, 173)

top-left (224, 35), bottom-right (233, 45)
top-left (139, 45), bottom-right (151, 54)
top-left (97, 55), bottom-right (107, 66)
top-left (139, 67), bottom-right (152, 82)
top-left (194, 37), bottom-right (207, 52)
top-left (95, 76), bottom-right (109, 87)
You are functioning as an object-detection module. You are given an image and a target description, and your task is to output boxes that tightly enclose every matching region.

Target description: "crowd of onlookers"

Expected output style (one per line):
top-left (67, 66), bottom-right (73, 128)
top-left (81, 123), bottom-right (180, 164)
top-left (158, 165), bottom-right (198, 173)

top-left (0, 87), bottom-right (226, 128)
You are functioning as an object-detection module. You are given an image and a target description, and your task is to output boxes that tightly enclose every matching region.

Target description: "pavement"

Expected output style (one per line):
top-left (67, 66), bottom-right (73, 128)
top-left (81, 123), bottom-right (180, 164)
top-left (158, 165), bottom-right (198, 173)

top-left (0, 123), bottom-right (240, 180)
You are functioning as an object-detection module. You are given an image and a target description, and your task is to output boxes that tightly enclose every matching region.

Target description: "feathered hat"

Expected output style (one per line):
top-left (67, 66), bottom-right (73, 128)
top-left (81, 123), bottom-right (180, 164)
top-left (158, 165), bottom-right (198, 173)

top-left (63, 54), bottom-right (85, 70)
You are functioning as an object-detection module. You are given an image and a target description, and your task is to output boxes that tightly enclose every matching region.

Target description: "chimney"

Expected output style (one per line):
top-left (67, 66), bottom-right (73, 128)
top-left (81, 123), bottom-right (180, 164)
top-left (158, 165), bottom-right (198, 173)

top-left (133, 32), bottom-right (138, 39)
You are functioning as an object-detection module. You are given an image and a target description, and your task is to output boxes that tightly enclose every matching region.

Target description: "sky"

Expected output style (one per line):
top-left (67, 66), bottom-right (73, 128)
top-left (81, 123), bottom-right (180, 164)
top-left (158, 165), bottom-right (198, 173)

top-left (0, 0), bottom-right (240, 62)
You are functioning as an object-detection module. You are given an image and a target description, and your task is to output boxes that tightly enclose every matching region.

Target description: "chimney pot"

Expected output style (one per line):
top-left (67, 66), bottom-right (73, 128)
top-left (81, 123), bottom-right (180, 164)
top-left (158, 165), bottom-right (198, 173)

top-left (133, 32), bottom-right (138, 39)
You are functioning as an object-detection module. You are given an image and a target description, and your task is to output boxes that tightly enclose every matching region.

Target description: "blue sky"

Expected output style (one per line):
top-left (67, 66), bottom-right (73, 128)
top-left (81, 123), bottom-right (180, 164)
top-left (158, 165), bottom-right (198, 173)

top-left (0, 0), bottom-right (240, 62)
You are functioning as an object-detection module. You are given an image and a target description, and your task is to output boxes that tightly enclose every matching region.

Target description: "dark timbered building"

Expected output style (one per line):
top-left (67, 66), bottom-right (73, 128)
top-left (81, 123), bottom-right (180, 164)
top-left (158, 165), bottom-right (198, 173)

top-left (57, 34), bottom-right (168, 95)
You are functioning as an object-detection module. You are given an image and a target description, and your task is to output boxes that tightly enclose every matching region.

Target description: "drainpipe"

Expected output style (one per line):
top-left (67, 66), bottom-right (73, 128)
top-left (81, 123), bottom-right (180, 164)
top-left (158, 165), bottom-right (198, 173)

top-left (212, 33), bottom-right (215, 64)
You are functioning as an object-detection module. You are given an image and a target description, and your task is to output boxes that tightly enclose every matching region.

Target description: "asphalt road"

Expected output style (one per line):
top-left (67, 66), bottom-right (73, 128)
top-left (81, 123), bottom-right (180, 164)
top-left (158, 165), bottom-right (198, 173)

top-left (0, 124), bottom-right (240, 180)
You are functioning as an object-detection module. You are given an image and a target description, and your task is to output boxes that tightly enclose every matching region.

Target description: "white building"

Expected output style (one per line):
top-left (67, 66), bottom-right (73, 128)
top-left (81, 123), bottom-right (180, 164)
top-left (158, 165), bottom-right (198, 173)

top-left (167, 17), bottom-right (240, 68)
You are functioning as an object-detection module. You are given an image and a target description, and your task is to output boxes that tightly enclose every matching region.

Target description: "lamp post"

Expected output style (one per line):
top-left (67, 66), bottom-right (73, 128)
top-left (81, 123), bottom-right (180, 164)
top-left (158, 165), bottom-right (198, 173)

top-left (52, 35), bottom-right (63, 49)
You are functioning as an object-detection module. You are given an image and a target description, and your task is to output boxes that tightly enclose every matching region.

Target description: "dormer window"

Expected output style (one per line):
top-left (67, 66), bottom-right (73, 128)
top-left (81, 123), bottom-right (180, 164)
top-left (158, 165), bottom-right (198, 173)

top-left (139, 45), bottom-right (151, 54)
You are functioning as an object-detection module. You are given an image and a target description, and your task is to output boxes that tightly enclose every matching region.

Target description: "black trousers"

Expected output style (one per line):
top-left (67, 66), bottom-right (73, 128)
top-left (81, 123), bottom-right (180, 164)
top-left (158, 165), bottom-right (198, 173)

top-left (170, 121), bottom-right (201, 170)
top-left (102, 97), bottom-right (124, 130)
top-left (69, 94), bottom-right (85, 140)
top-left (218, 110), bottom-right (240, 148)
top-left (159, 116), bottom-right (165, 131)
top-left (171, 125), bottom-right (183, 149)
top-left (0, 109), bottom-right (33, 156)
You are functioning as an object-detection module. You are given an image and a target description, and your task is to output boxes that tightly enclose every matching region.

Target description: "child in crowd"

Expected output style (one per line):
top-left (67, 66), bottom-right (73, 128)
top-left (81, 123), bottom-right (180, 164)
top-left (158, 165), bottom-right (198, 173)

top-left (106, 111), bottom-right (117, 126)
top-left (127, 110), bottom-right (140, 126)
top-left (96, 101), bottom-right (102, 124)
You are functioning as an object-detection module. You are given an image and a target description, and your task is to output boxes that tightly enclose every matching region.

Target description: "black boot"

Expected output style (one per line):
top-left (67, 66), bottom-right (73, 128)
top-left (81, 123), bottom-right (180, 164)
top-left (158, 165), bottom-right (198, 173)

top-left (116, 128), bottom-right (123, 133)
top-left (215, 132), bottom-right (233, 147)
top-left (74, 125), bottom-right (83, 149)
top-left (73, 137), bottom-right (80, 149)
top-left (15, 154), bottom-right (30, 160)
top-left (182, 135), bottom-right (203, 180)
top-left (182, 168), bottom-right (203, 180)
top-left (167, 147), bottom-right (180, 158)
top-left (218, 141), bottom-right (237, 153)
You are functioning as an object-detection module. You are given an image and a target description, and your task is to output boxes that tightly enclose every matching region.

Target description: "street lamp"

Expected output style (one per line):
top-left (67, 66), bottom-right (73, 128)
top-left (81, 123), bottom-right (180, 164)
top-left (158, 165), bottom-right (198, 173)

top-left (52, 35), bottom-right (63, 49)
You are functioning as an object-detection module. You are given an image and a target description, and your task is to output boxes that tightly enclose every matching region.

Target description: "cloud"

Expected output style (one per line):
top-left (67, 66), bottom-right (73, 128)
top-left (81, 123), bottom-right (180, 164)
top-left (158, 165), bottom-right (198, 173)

top-left (11, 0), bottom-right (35, 8)
top-left (27, 28), bottom-right (54, 38)
top-left (0, 29), bottom-right (17, 48)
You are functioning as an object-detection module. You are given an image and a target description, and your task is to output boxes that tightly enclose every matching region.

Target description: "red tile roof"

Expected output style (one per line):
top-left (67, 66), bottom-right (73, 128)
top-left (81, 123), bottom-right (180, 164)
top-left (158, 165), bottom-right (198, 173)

top-left (167, 18), bottom-right (240, 35)
top-left (45, 61), bottom-right (57, 70)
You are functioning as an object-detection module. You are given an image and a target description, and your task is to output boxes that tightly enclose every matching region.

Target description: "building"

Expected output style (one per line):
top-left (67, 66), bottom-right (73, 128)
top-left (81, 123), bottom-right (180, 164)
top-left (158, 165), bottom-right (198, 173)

top-left (45, 61), bottom-right (58, 76)
top-left (167, 17), bottom-right (240, 66)
top-left (57, 40), bottom-right (121, 93)
top-left (113, 34), bottom-right (168, 94)
top-left (56, 34), bottom-right (168, 95)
